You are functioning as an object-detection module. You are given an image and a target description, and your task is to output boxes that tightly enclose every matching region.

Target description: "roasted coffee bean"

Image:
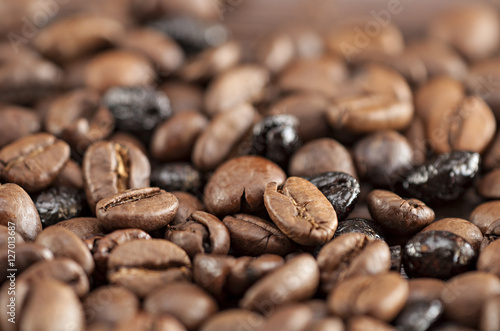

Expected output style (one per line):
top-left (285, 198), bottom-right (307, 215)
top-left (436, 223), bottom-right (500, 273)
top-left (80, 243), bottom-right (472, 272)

top-left (150, 112), bottom-right (208, 162)
top-left (347, 316), bottom-right (396, 331)
top-left (394, 300), bottom-right (443, 331)
top-left (53, 159), bottom-right (85, 189)
top-left (415, 76), bottom-right (464, 123)
top-left (407, 278), bottom-right (446, 304)
top-left (304, 172), bottom-right (360, 221)
top-left (172, 191), bottom-right (205, 225)
top-left (32, 186), bottom-right (85, 227)
top-left (193, 254), bottom-right (235, 300)
top-left (96, 187), bottom-right (179, 232)
top-left (83, 141), bottom-right (150, 212)
top-left (441, 272), bottom-right (500, 327)
top-left (160, 81), bottom-right (204, 114)
top-left (166, 211), bottom-right (230, 258)
top-left (84, 286), bottom-right (139, 326)
top-left (390, 245), bottom-right (402, 271)
top-left (151, 163), bottom-right (203, 193)
top-left (0, 243), bottom-right (52, 282)
top-left (334, 218), bottom-right (386, 241)
top-left (308, 317), bottom-right (345, 331)
top-left (480, 220), bottom-right (500, 251)
top-left (199, 309), bottom-right (264, 331)
top-left (193, 104), bottom-right (259, 171)
top-left (328, 272), bottom-right (409, 322)
top-left (289, 138), bottom-right (357, 178)
top-left (403, 231), bottom-right (476, 279)
top-left (256, 32), bottom-right (294, 74)
top-left (471, 201), bottom-right (500, 235)
top-left (0, 183), bottom-right (41, 241)
top-left (204, 156), bottom-right (286, 215)
top-left (421, 218), bottom-right (483, 253)
top-left (477, 239), bottom-right (500, 277)
top-left (467, 58), bottom-right (500, 119)
top-left (478, 168), bottom-right (500, 199)
top-left (317, 233), bottom-right (391, 293)
top-left (222, 214), bottom-right (295, 256)
top-left (264, 176), bottom-right (338, 246)
top-left (353, 130), bottom-right (413, 187)
top-left (480, 295), bottom-right (500, 331)
top-left (104, 86), bottom-right (172, 142)
top-left (144, 282), bottom-right (218, 330)
top-left (0, 133), bottom-right (70, 192)
top-left (259, 303), bottom-right (315, 331)
top-left (0, 105), bottom-right (40, 148)
top-left (399, 151), bottom-right (480, 203)
top-left (240, 254), bottom-right (319, 313)
top-left (250, 115), bottom-right (301, 169)
top-left (367, 190), bottom-right (435, 236)
top-left (114, 312), bottom-right (187, 331)
top-left (54, 217), bottom-right (104, 241)
top-left (107, 239), bottom-right (191, 297)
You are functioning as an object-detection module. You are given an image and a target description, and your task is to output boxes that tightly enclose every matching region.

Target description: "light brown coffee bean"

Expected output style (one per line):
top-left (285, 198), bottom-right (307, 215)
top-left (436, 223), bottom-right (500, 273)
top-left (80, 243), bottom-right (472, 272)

top-left (193, 254), bottom-right (235, 300)
top-left (347, 316), bottom-right (396, 331)
top-left (114, 312), bottom-right (187, 331)
top-left (480, 295), bottom-right (500, 331)
top-left (477, 239), bottom-right (500, 277)
top-left (420, 218), bottom-right (483, 253)
top-left (466, 57), bottom-right (500, 119)
top-left (256, 32), bottom-right (294, 74)
top-left (0, 243), bottom-right (52, 281)
top-left (199, 309), bottom-right (264, 331)
top-left (407, 278), bottom-right (446, 304)
top-left (259, 303), bottom-right (314, 331)
top-left (480, 220), bottom-right (500, 251)
top-left (84, 286), bottom-right (139, 326)
top-left (404, 116), bottom-right (427, 166)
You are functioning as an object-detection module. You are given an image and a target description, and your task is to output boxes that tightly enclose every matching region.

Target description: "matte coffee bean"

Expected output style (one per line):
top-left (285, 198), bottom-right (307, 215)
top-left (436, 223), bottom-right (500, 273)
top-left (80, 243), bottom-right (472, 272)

top-left (367, 190), bottom-right (435, 236)
top-left (421, 218), bottom-right (483, 253)
top-left (151, 163), bottom-right (203, 193)
top-left (480, 295), bottom-right (500, 331)
top-left (33, 186), bottom-right (85, 227)
top-left (308, 317), bottom-right (345, 331)
top-left (334, 218), bottom-right (386, 241)
top-left (204, 156), bottom-right (286, 215)
top-left (304, 172), bottom-right (360, 221)
top-left (199, 309), bottom-right (264, 331)
top-left (0, 105), bottom-right (40, 148)
top-left (0, 243), bottom-right (52, 282)
top-left (403, 231), bottom-right (476, 279)
top-left (0, 183), bottom-right (41, 241)
top-left (407, 278), bottom-right (446, 303)
top-left (0, 133), bottom-right (70, 192)
top-left (222, 214), bottom-right (295, 256)
top-left (393, 300), bottom-right (443, 331)
top-left (96, 187), bottom-right (179, 232)
top-left (289, 138), bottom-right (357, 178)
top-left (477, 239), bottom-right (500, 277)
top-left (328, 272), bottom-right (409, 322)
top-left (160, 81), bottom-right (204, 114)
top-left (480, 220), bottom-right (500, 251)
top-left (400, 151), bottom-right (480, 203)
top-left (84, 286), bottom-right (139, 326)
top-left (171, 191), bottom-right (205, 225)
top-left (264, 176), bottom-right (338, 246)
top-left (53, 159), bottom-right (85, 189)
top-left (83, 141), bottom-right (150, 212)
top-left (144, 282), bottom-right (218, 330)
top-left (478, 168), bottom-right (500, 199)
top-left (317, 233), bottom-right (391, 293)
top-left (193, 254), bottom-right (235, 300)
top-left (54, 217), bottom-right (104, 241)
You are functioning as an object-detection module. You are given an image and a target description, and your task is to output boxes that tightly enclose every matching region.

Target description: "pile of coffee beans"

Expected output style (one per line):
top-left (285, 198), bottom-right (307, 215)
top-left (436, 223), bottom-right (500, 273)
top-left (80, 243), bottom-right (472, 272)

top-left (3, 1), bottom-right (500, 330)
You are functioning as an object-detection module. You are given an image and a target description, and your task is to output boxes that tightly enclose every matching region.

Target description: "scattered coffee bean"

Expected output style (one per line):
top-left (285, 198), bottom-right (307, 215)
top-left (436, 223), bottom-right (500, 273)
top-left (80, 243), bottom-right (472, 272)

top-left (407, 278), bottom-right (446, 304)
top-left (334, 218), bottom-right (386, 241)
top-left (480, 295), bottom-right (500, 331)
top-left (171, 191), bottom-right (205, 225)
top-left (480, 220), bottom-right (500, 251)
top-left (32, 186), bottom-right (85, 227)
top-left (420, 218), bottom-right (483, 253)
top-left (53, 217), bottom-right (104, 241)
top-left (477, 239), bottom-right (500, 277)
top-left (199, 308), bottom-right (264, 331)
top-left (151, 163), bottom-right (203, 193)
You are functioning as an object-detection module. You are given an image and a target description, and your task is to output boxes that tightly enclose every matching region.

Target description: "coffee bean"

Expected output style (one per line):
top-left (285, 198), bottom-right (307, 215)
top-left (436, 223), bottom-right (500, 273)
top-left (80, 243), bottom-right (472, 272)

top-left (259, 303), bottom-right (314, 331)
top-left (199, 309), bottom-right (264, 331)
top-left (33, 186), bottom-right (85, 227)
top-left (407, 278), bottom-right (446, 304)
top-left (367, 190), bottom-right (435, 236)
top-left (0, 243), bottom-right (52, 282)
top-left (151, 163), bottom-right (203, 193)
top-left (415, 76), bottom-right (464, 123)
top-left (317, 233), bottom-right (391, 293)
top-left (480, 220), bottom-right (500, 251)
top-left (0, 133), bottom-right (70, 192)
top-left (334, 218), bottom-right (386, 241)
top-left (400, 151), bottom-right (480, 203)
top-left (0, 183), bottom-right (41, 241)
top-left (347, 316), bottom-right (396, 331)
top-left (478, 168), bottom-right (500, 199)
top-left (480, 295), bottom-right (500, 331)
top-left (264, 176), bottom-right (338, 246)
top-left (477, 239), bottom-right (500, 277)
top-left (84, 286), bottom-right (139, 326)
top-left (393, 299), bottom-right (443, 331)
top-left (54, 217), bottom-right (104, 241)
top-left (97, 187), bottom-right (179, 232)
top-left (327, 272), bottom-right (409, 322)
top-left (240, 254), bottom-right (319, 313)
top-left (114, 312), bottom-right (187, 331)
top-left (204, 156), bottom-right (285, 215)
top-left (308, 317), bottom-right (345, 331)
top-left (467, 58), bottom-right (500, 119)
top-left (420, 218), bottom-right (483, 253)
top-left (193, 254), bottom-right (235, 300)
top-left (171, 191), bottom-right (205, 225)
top-left (403, 231), bottom-right (476, 279)
top-left (289, 138), bottom-right (357, 178)
top-left (144, 282), bottom-right (218, 330)
top-left (160, 81), bottom-right (204, 114)
top-left (107, 239), bottom-right (191, 297)
top-left (0, 224), bottom-right (24, 246)
top-left (0, 105), bottom-right (40, 148)
top-left (222, 214), bottom-right (296, 256)
top-left (83, 141), bottom-right (150, 212)
top-left (256, 32), bottom-right (294, 74)
top-left (53, 159), bottom-right (85, 189)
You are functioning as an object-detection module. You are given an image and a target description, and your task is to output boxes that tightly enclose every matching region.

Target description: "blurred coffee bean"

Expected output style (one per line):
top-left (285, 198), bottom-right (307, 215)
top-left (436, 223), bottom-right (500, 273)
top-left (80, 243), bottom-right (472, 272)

top-left (478, 168), bottom-right (500, 199)
top-left (259, 303), bottom-right (315, 331)
top-left (480, 220), bottom-right (500, 251)
top-left (160, 81), bottom-right (204, 114)
top-left (347, 316), bottom-right (396, 331)
top-left (394, 300), bottom-right (443, 331)
top-left (415, 76), bottom-right (464, 123)
top-left (404, 116), bottom-right (427, 166)
top-left (0, 243), bottom-right (52, 283)
top-left (114, 312), bottom-right (187, 331)
top-left (32, 186), bottom-right (85, 227)
top-left (84, 286), bottom-right (139, 326)
top-left (407, 278), bottom-right (446, 304)
top-left (193, 254), bottom-right (235, 300)
top-left (53, 159), bottom-right (85, 189)
top-left (256, 32), bottom-right (295, 74)
top-left (480, 295), bottom-right (500, 331)
top-left (0, 105), bottom-right (40, 148)
top-left (467, 57), bottom-right (500, 119)
top-left (199, 309), bottom-right (264, 331)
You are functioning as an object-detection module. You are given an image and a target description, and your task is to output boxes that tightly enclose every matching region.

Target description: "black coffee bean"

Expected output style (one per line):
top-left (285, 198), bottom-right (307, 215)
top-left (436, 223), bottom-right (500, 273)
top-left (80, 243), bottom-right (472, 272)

top-left (334, 218), bottom-right (386, 241)
top-left (103, 86), bottom-right (172, 142)
top-left (399, 151), bottom-right (480, 203)
top-left (403, 231), bottom-right (476, 279)
top-left (304, 172), bottom-right (360, 221)
top-left (394, 300), bottom-right (443, 331)
top-left (250, 115), bottom-right (301, 169)
top-left (32, 186), bottom-right (86, 227)
top-left (151, 163), bottom-right (203, 194)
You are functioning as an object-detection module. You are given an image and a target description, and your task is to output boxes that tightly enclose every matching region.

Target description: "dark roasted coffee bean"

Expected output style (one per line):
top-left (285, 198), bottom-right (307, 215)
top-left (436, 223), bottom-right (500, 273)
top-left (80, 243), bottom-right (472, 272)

top-left (400, 151), bottom-right (480, 203)
top-left (480, 220), bottom-right (500, 251)
top-left (0, 133), bottom-right (70, 192)
top-left (390, 245), bottom-right (402, 271)
top-left (84, 286), bottom-right (139, 326)
top-left (204, 156), bottom-right (286, 215)
top-left (33, 186), bottom-right (85, 227)
top-left (421, 218), bottom-right (483, 253)
top-left (367, 190), bottom-right (435, 237)
top-left (104, 86), bottom-right (172, 142)
top-left (394, 300), bottom-right (443, 331)
top-left (304, 172), bottom-right (360, 221)
top-left (328, 272), bottom-right (409, 322)
top-left (54, 217), bottom-right (104, 241)
top-left (480, 295), bottom-right (500, 331)
top-left (171, 191), bottom-right (205, 225)
top-left (408, 278), bottom-right (446, 304)
top-left (317, 233), bottom-right (391, 293)
top-left (200, 309), bottom-right (264, 331)
top-left (264, 176), bottom-right (338, 246)
top-left (96, 187), bottom-right (179, 232)
top-left (403, 231), bottom-right (476, 279)
top-left (334, 218), bottom-right (386, 241)
top-left (151, 163), bottom-right (203, 193)
top-left (83, 141), bottom-right (150, 212)
top-left (222, 214), bottom-right (295, 256)
top-left (0, 105), bottom-right (40, 148)
top-left (250, 115), bottom-right (301, 169)
top-left (0, 183), bottom-right (41, 241)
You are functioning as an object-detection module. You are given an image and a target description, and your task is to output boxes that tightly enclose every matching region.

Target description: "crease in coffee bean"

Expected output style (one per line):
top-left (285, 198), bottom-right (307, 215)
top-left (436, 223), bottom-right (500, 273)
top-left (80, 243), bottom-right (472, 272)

top-left (114, 143), bottom-right (130, 192)
top-left (101, 191), bottom-right (163, 211)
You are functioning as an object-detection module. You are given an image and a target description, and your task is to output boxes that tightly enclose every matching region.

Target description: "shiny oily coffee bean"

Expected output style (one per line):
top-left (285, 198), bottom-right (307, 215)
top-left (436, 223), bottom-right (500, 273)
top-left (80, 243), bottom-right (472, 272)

top-left (222, 214), bottom-right (295, 256)
top-left (84, 285), bottom-right (139, 326)
top-left (334, 218), bottom-right (386, 241)
top-left (367, 190), bottom-right (435, 237)
top-left (317, 233), bottom-right (391, 293)
top-left (264, 176), bottom-right (338, 246)
top-left (97, 187), bottom-right (179, 232)
top-left (107, 239), bottom-right (192, 297)
top-left (166, 211), bottom-right (230, 258)
top-left (304, 172), bottom-right (360, 221)
top-left (478, 168), bottom-right (500, 199)
top-left (400, 151), bottom-right (480, 203)
top-left (54, 217), bottom-right (104, 241)
top-left (0, 105), bottom-right (40, 148)
top-left (421, 218), bottom-right (483, 253)
top-left (0, 183), bottom-right (41, 241)
top-left (328, 272), bottom-right (409, 322)
top-left (480, 295), bottom-right (500, 331)
top-left (150, 163), bottom-right (203, 193)
top-left (171, 191), bottom-right (205, 225)
top-left (204, 156), bottom-right (286, 216)
top-left (394, 299), bottom-right (443, 331)
top-left (478, 239), bottom-right (500, 277)
top-left (32, 186), bottom-right (85, 227)
top-left (403, 231), bottom-right (476, 279)
top-left (480, 220), bottom-right (500, 251)
top-left (0, 133), bottom-right (70, 192)
top-left (199, 309), bottom-right (264, 331)
top-left (83, 141), bottom-right (150, 212)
